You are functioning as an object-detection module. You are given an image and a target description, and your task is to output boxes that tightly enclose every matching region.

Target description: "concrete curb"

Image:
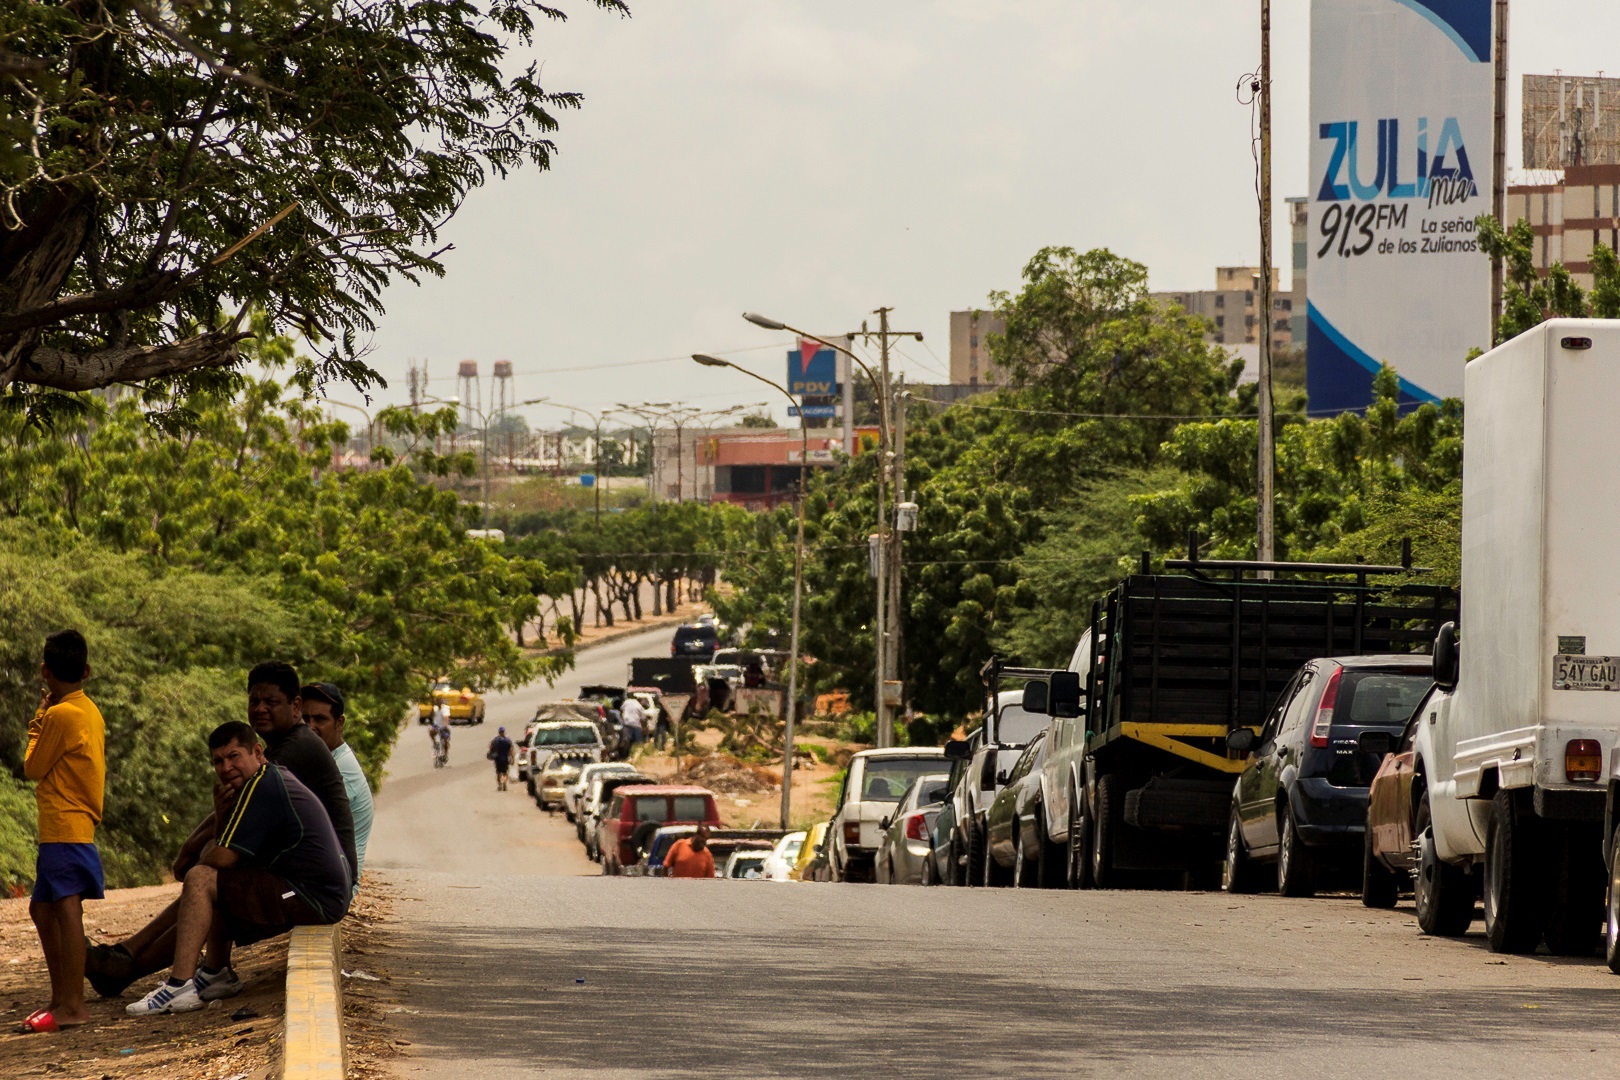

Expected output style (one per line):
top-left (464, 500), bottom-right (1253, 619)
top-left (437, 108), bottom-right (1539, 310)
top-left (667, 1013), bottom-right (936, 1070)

top-left (536, 609), bottom-right (703, 658)
top-left (281, 924), bottom-right (346, 1080)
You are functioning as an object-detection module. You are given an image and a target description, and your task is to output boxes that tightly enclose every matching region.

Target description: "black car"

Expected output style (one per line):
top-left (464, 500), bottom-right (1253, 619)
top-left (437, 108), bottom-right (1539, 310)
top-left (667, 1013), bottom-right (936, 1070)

top-left (671, 623), bottom-right (719, 660)
top-left (1223, 654), bottom-right (1433, 897)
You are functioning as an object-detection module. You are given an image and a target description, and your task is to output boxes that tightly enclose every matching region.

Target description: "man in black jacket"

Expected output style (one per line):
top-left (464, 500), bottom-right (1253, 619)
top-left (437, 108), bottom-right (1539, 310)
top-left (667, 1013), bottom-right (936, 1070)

top-left (86, 662), bottom-right (355, 998)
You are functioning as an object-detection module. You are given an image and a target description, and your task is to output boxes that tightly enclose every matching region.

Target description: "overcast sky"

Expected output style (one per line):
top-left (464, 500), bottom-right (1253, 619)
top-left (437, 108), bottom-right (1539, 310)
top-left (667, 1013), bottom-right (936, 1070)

top-left (324, 0), bottom-right (1618, 427)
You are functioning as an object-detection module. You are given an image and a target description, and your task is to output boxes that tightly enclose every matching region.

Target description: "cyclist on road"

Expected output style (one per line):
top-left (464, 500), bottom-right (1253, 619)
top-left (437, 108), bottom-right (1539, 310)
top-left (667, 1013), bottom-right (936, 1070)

top-left (430, 713), bottom-right (451, 768)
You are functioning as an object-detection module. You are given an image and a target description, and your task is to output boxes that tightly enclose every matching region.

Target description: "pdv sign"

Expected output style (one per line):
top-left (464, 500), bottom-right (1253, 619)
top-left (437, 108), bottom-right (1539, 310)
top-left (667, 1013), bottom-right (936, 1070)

top-left (787, 340), bottom-right (839, 397)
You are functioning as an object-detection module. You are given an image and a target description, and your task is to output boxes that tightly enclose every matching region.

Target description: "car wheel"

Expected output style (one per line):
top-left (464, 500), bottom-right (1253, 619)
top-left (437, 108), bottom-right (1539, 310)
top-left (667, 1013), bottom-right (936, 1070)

top-left (1484, 789), bottom-right (1545, 954)
top-left (1606, 823), bottom-right (1620, 973)
top-left (1413, 792), bottom-right (1473, 936)
top-left (1223, 808), bottom-right (1260, 894)
top-left (921, 852), bottom-right (937, 887)
top-left (965, 819), bottom-right (987, 887)
top-left (1067, 788), bottom-right (1093, 890)
top-left (1361, 817), bottom-right (1399, 909)
top-left (1090, 775), bottom-right (1121, 889)
top-left (1277, 805), bottom-right (1315, 898)
top-left (1012, 827), bottom-right (1033, 889)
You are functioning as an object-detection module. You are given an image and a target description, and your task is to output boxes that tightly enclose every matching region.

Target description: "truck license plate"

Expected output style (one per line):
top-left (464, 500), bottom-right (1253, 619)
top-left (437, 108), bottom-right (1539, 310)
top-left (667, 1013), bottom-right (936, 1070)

top-left (1553, 655), bottom-right (1620, 691)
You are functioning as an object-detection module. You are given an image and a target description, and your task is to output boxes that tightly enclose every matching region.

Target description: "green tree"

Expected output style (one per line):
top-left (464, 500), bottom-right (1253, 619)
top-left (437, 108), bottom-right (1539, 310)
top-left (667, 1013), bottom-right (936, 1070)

top-left (1, 0), bottom-right (626, 402)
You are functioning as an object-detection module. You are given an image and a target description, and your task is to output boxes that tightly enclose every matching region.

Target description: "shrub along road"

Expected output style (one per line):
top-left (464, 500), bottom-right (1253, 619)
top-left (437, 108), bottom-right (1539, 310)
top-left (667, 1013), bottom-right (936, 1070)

top-left (370, 626), bottom-right (1619, 1079)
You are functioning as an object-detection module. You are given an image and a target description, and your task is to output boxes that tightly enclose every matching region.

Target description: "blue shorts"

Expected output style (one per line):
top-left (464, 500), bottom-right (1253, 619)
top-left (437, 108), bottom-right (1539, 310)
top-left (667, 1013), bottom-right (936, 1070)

top-left (33, 843), bottom-right (105, 903)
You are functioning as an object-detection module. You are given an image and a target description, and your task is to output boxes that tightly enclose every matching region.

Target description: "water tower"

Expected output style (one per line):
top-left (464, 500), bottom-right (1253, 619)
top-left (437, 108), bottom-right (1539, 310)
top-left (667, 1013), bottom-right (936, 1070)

top-left (456, 360), bottom-right (479, 430)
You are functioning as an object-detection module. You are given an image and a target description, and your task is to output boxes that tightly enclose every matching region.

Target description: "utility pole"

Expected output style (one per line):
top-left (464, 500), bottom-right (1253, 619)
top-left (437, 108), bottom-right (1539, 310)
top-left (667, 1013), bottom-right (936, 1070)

top-left (851, 307), bottom-right (923, 748)
top-left (1491, 0), bottom-right (1509, 346)
top-left (1256, 0), bottom-right (1276, 566)
top-left (887, 374), bottom-right (907, 735)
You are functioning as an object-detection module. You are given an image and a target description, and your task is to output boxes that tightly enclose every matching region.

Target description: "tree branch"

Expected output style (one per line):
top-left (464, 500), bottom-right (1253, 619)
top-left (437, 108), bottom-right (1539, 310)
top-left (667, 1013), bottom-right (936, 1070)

top-left (14, 329), bottom-right (248, 391)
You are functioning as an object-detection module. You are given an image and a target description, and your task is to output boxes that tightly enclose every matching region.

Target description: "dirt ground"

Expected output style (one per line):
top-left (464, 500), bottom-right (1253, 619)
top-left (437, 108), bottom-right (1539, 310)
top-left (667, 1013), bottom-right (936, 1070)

top-left (628, 726), bottom-right (852, 830)
top-left (0, 878), bottom-right (399, 1080)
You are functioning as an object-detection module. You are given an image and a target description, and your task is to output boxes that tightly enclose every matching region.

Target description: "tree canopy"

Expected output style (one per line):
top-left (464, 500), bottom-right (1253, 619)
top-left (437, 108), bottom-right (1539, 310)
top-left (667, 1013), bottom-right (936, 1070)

top-left (0, 0), bottom-right (625, 408)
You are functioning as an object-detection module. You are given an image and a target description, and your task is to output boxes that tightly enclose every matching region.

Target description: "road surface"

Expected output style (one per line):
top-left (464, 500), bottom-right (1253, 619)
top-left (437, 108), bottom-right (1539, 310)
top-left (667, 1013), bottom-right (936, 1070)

top-left (373, 625), bottom-right (1620, 1079)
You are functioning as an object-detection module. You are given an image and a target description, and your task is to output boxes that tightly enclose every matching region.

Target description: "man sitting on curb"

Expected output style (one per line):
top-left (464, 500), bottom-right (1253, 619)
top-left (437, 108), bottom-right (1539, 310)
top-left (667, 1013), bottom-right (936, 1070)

top-left (301, 683), bottom-right (373, 889)
top-left (127, 722), bottom-right (351, 1015)
top-left (88, 662), bottom-right (356, 997)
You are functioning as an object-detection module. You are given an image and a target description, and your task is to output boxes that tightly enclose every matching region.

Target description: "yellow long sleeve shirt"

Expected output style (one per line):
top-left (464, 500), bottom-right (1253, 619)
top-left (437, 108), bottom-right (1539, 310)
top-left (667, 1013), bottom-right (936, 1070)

top-left (24, 690), bottom-right (106, 844)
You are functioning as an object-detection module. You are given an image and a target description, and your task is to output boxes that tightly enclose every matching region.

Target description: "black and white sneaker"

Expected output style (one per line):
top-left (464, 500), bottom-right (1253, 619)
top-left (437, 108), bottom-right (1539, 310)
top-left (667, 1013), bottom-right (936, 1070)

top-left (126, 977), bottom-right (205, 1015)
top-left (197, 965), bottom-right (245, 1001)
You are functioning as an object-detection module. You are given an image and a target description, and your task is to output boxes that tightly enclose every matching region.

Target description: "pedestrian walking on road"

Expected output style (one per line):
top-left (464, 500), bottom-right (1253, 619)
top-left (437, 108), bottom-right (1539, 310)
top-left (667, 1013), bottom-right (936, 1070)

top-left (19, 630), bottom-right (105, 1034)
top-left (488, 727), bottom-right (513, 791)
top-left (301, 683), bottom-right (373, 891)
top-left (620, 695), bottom-right (647, 749)
top-left (652, 704), bottom-right (672, 751)
top-left (126, 722), bottom-right (351, 1017)
top-left (663, 824), bottom-right (715, 879)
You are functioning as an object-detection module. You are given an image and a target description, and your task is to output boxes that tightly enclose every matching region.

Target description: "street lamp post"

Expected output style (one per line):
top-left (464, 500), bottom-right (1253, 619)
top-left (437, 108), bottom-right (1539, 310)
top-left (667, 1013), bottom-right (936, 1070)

top-left (741, 312), bottom-right (900, 746)
top-left (322, 399), bottom-right (379, 465)
top-left (422, 395), bottom-right (497, 526)
top-left (692, 353), bottom-right (806, 831)
top-left (527, 399), bottom-right (609, 526)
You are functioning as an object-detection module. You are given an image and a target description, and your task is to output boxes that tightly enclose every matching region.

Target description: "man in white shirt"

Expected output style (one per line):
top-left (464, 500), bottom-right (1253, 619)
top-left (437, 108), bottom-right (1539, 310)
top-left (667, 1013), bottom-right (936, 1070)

top-left (619, 694), bottom-right (647, 747)
top-left (300, 683), bottom-right (373, 891)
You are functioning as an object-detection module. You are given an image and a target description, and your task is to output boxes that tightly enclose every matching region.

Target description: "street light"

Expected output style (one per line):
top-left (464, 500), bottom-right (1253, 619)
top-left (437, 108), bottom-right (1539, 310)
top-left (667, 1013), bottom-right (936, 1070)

top-left (692, 353), bottom-right (806, 831)
top-left (322, 399), bottom-right (379, 464)
top-left (421, 394), bottom-right (498, 526)
top-left (739, 313), bottom-right (895, 745)
top-left (528, 399), bottom-right (610, 526)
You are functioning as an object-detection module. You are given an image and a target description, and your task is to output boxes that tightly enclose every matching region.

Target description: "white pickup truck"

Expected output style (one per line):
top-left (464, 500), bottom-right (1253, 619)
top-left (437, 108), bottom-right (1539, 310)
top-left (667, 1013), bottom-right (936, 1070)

top-left (1416, 319), bottom-right (1620, 958)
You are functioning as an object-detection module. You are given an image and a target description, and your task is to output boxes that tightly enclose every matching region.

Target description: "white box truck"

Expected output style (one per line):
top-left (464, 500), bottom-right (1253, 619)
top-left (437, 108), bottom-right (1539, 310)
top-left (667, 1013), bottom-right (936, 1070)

top-left (1415, 319), bottom-right (1620, 958)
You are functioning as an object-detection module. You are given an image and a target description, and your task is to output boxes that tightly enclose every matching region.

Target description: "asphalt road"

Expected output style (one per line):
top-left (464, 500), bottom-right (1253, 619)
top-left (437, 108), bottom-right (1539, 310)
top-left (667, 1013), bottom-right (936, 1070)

top-left (373, 625), bottom-right (1620, 1079)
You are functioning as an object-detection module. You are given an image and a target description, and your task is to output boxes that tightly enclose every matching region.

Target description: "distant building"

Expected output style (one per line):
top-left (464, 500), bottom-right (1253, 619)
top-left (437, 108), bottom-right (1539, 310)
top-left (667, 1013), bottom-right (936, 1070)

top-left (1522, 74), bottom-right (1620, 171)
top-left (1151, 265), bottom-right (1294, 357)
top-left (948, 310), bottom-right (1008, 387)
top-left (694, 428), bottom-right (878, 511)
top-left (1288, 196), bottom-right (1309, 346)
top-left (1505, 164), bottom-right (1620, 289)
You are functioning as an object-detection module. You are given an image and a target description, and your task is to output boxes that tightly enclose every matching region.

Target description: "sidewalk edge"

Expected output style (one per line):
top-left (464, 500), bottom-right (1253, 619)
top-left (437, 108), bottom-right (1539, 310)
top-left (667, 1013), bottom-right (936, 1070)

top-left (281, 924), bottom-right (345, 1080)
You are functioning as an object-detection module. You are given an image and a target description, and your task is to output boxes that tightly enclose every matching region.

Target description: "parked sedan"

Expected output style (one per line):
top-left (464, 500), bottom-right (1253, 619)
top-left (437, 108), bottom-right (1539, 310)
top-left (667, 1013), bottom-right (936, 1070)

top-left (1224, 655), bottom-right (1433, 897)
top-left (982, 730), bottom-right (1052, 887)
top-left (723, 850), bottom-right (770, 879)
top-left (565, 762), bottom-right (640, 823)
top-left (761, 831), bottom-right (807, 881)
top-left (875, 773), bottom-right (951, 885)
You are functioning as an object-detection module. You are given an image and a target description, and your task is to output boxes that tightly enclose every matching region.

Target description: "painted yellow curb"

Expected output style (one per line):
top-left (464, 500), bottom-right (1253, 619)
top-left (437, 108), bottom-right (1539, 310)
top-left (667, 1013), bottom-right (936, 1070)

top-left (282, 924), bottom-right (346, 1080)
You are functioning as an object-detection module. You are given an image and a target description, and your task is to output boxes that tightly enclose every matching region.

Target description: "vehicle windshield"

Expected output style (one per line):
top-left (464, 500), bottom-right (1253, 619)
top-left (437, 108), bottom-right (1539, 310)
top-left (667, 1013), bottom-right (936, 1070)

top-left (430, 681), bottom-right (453, 694)
top-left (862, 758), bottom-right (946, 801)
top-left (996, 702), bottom-right (1047, 746)
top-left (1335, 671), bottom-right (1433, 726)
top-left (533, 725), bottom-right (598, 746)
top-left (780, 838), bottom-right (804, 861)
top-left (729, 857), bottom-right (766, 878)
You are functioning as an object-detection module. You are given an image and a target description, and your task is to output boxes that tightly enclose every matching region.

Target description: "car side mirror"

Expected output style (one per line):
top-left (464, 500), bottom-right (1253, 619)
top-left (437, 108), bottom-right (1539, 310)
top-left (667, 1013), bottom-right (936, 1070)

top-left (944, 740), bottom-right (972, 761)
top-left (1358, 730), bottom-right (1394, 756)
top-left (879, 816), bottom-right (891, 831)
top-left (1226, 728), bottom-right (1257, 754)
top-left (1020, 680), bottom-right (1049, 714)
top-left (1432, 622), bottom-right (1458, 690)
top-left (1049, 671), bottom-right (1084, 718)
top-left (995, 769), bottom-right (1011, 786)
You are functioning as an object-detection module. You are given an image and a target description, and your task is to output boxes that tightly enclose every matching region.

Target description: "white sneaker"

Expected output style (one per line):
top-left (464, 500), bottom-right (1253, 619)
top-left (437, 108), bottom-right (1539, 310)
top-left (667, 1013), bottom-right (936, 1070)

top-left (197, 965), bottom-right (245, 1001)
top-left (126, 977), bottom-right (206, 1015)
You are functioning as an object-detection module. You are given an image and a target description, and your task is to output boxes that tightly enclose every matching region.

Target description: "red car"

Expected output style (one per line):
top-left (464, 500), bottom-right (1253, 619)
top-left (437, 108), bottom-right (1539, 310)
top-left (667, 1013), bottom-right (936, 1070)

top-left (599, 785), bottom-right (721, 875)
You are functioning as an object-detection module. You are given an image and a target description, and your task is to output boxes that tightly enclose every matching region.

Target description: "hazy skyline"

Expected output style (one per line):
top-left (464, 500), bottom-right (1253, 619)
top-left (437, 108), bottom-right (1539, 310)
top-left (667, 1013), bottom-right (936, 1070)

top-left (321, 0), bottom-right (1618, 428)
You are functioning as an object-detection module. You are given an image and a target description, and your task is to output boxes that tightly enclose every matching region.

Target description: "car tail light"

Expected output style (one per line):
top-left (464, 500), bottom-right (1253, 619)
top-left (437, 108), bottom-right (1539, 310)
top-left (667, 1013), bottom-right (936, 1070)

top-left (904, 813), bottom-right (929, 842)
top-left (1309, 666), bottom-right (1343, 748)
top-left (843, 821), bottom-right (861, 844)
top-left (1566, 739), bottom-right (1602, 783)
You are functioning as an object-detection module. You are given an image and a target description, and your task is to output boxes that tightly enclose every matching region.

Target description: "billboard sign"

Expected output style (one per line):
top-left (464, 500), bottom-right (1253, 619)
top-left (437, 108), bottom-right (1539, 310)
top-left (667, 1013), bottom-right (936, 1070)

top-left (788, 404), bottom-right (839, 419)
top-left (1308, 0), bottom-right (1493, 413)
top-left (787, 340), bottom-right (839, 397)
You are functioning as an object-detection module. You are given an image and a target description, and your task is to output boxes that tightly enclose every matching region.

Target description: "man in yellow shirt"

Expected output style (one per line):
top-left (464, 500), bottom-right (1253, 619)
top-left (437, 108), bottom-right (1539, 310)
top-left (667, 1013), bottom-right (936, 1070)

top-left (20, 630), bottom-right (106, 1034)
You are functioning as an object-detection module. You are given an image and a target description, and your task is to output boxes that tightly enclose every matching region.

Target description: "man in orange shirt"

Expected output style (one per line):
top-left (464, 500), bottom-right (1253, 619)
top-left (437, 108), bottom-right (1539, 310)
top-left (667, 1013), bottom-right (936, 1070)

top-left (21, 630), bottom-right (105, 1034)
top-left (663, 824), bottom-right (716, 878)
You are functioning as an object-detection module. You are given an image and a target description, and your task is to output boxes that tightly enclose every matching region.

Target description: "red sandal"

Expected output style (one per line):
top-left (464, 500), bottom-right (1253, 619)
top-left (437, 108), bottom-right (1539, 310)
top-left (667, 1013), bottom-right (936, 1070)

top-left (18, 1009), bottom-right (59, 1034)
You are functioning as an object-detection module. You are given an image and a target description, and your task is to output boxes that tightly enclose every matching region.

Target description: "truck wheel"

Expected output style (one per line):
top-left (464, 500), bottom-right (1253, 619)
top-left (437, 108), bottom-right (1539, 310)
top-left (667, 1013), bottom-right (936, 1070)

top-left (1277, 807), bottom-right (1315, 898)
top-left (1091, 775), bottom-right (1121, 889)
top-left (1606, 823), bottom-right (1620, 973)
top-left (966, 821), bottom-right (987, 887)
top-left (1223, 809), bottom-right (1260, 894)
top-left (1484, 789), bottom-right (1546, 954)
top-left (1361, 819), bottom-right (1399, 909)
top-left (1544, 822), bottom-right (1603, 957)
top-left (1414, 792), bottom-right (1473, 936)
top-left (1067, 789), bottom-right (1094, 890)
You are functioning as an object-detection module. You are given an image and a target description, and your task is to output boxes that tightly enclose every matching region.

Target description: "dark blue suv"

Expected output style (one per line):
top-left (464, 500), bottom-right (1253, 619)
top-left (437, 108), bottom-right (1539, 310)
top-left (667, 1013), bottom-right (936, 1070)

top-left (1223, 655), bottom-right (1433, 896)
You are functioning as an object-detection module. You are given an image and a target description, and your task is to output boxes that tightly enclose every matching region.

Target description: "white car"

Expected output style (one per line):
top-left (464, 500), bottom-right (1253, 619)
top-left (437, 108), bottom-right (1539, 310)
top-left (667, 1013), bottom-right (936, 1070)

top-left (722, 850), bottom-right (769, 879)
top-left (828, 747), bottom-right (947, 883)
top-left (760, 831), bottom-right (807, 881)
top-left (565, 762), bottom-right (640, 822)
top-left (523, 721), bottom-right (604, 799)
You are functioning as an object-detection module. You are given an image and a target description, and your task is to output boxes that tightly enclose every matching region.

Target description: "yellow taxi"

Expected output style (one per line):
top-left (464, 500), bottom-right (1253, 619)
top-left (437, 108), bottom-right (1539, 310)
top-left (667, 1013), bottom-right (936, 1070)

top-left (790, 820), bottom-right (832, 882)
top-left (417, 679), bottom-right (487, 724)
